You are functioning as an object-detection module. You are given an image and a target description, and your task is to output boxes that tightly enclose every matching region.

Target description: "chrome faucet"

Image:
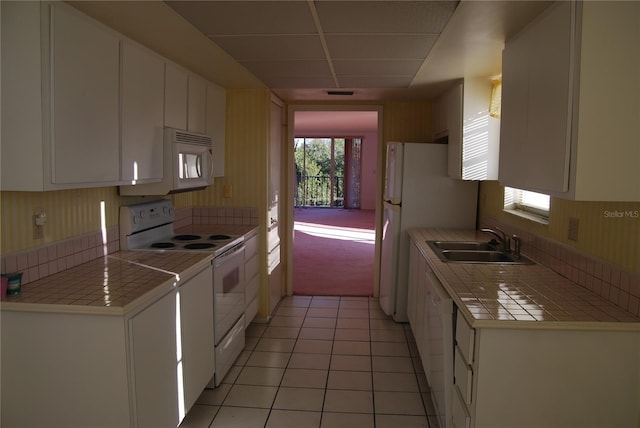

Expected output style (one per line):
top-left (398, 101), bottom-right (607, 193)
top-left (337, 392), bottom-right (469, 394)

top-left (481, 227), bottom-right (510, 252)
top-left (512, 235), bottom-right (521, 259)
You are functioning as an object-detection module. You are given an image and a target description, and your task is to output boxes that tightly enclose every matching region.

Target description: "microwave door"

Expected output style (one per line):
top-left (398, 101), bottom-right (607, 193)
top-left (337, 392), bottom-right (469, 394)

top-left (174, 143), bottom-right (211, 189)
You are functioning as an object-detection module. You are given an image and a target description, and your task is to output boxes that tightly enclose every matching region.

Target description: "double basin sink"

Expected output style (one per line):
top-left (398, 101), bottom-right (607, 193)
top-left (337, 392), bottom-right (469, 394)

top-left (426, 241), bottom-right (534, 265)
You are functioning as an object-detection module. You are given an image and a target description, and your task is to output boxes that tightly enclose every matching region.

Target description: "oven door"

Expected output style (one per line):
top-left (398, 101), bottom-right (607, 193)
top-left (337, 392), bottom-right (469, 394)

top-left (213, 244), bottom-right (246, 344)
top-left (173, 142), bottom-right (213, 190)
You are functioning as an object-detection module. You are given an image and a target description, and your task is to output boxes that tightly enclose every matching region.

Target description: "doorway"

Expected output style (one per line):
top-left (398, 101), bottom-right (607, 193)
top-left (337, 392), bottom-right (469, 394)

top-left (287, 107), bottom-right (383, 297)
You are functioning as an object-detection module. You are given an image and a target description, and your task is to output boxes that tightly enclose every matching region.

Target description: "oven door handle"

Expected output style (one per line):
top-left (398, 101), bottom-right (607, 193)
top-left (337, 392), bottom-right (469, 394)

top-left (214, 244), bottom-right (245, 266)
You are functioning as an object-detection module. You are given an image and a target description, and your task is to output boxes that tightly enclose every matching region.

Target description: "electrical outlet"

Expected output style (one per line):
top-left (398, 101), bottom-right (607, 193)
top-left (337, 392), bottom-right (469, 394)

top-left (568, 217), bottom-right (579, 241)
top-left (33, 210), bottom-right (46, 240)
top-left (33, 218), bottom-right (43, 240)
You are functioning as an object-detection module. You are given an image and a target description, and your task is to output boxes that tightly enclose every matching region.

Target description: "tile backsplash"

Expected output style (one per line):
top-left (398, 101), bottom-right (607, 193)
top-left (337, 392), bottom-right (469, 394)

top-left (1, 206), bottom-right (258, 287)
top-left (479, 215), bottom-right (640, 317)
top-left (1, 227), bottom-right (120, 286)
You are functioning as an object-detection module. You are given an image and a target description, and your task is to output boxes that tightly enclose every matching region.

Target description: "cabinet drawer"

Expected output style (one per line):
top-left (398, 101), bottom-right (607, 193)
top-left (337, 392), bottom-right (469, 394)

top-left (245, 235), bottom-right (258, 259)
top-left (245, 296), bottom-right (258, 327)
top-left (456, 313), bottom-right (475, 364)
top-left (245, 254), bottom-right (258, 281)
top-left (454, 345), bottom-right (473, 405)
top-left (245, 274), bottom-right (259, 304)
top-left (452, 385), bottom-right (471, 428)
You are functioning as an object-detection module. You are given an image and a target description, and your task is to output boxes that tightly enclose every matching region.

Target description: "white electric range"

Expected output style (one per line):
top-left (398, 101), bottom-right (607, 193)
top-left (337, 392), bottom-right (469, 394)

top-left (120, 199), bottom-right (246, 387)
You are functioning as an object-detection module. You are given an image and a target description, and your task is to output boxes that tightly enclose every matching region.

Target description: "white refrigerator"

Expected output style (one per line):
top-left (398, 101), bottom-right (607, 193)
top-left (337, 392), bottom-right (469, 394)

top-left (380, 142), bottom-right (478, 322)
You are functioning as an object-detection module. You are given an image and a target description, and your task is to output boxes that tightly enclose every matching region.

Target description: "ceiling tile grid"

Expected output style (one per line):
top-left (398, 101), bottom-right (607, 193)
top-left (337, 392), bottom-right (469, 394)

top-left (167, 0), bottom-right (459, 91)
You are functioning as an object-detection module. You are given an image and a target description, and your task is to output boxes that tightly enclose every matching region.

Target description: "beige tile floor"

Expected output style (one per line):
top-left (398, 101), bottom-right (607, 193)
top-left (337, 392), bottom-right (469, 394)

top-left (180, 296), bottom-right (440, 428)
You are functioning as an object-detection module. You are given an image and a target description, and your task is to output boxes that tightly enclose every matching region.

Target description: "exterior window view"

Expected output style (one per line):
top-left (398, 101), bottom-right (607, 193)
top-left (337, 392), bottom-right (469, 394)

top-left (294, 137), bottom-right (362, 208)
top-left (1, 1), bottom-right (638, 428)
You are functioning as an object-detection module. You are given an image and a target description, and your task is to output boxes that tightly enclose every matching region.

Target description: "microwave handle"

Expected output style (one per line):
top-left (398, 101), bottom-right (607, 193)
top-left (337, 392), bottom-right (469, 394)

top-left (207, 149), bottom-right (214, 182)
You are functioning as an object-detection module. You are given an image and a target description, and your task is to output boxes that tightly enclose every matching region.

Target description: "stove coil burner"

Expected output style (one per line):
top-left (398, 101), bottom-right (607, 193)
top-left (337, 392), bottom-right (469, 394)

top-left (184, 242), bottom-right (216, 250)
top-left (150, 242), bottom-right (176, 249)
top-left (209, 234), bottom-right (231, 241)
top-left (173, 234), bottom-right (201, 241)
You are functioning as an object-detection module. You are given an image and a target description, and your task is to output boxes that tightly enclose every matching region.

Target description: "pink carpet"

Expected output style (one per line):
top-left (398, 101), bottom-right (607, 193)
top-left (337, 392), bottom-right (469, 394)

top-left (293, 208), bottom-right (376, 296)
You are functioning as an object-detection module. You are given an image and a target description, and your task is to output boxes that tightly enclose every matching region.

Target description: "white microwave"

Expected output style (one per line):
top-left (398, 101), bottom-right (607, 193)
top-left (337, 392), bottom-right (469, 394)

top-left (120, 127), bottom-right (213, 195)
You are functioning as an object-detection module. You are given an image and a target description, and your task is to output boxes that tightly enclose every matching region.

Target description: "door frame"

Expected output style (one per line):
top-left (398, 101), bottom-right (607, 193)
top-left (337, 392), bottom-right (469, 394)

top-left (285, 104), bottom-right (384, 297)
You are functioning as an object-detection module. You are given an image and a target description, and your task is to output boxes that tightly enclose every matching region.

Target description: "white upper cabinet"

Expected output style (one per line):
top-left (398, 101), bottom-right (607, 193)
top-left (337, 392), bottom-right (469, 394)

top-left (435, 78), bottom-right (500, 181)
top-left (50, 3), bottom-right (121, 185)
top-left (120, 41), bottom-right (165, 184)
top-left (499, 2), bottom-right (572, 195)
top-left (187, 75), bottom-right (207, 134)
top-left (206, 82), bottom-right (226, 177)
top-left (1, 2), bottom-right (122, 190)
top-left (499, 1), bottom-right (640, 201)
top-left (164, 63), bottom-right (188, 130)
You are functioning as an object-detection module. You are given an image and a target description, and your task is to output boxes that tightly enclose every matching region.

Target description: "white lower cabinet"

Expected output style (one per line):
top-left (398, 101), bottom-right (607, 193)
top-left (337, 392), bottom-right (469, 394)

top-left (453, 299), bottom-right (639, 428)
top-left (408, 240), bottom-right (452, 427)
top-left (407, 241), bottom-right (428, 374)
top-left (177, 265), bottom-right (215, 415)
top-left (0, 265), bottom-right (215, 428)
top-left (131, 265), bottom-right (214, 427)
top-left (452, 386), bottom-right (471, 428)
top-left (244, 233), bottom-right (259, 325)
top-left (409, 236), bottom-right (640, 428)
top-left (129, 290), bottom-right (180, 428)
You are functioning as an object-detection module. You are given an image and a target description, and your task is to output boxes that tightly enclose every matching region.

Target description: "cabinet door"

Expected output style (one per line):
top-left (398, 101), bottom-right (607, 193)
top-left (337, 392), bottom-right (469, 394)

top-left (499, 2), bottom-right (572, 193)
top-left (407, 242), bottom-right (418, 329)
top-left (433, 92), bottom-right (448, 138)
top-left (129, 291), bottom-right (179, 428)
top-left (179, 266), bottom-right (215, 413)
top-left (187, 75), bottom-right (207, 133)
top-left (50, 4), bottom-right (120, 185)
top-left (206, 82), bottom-right (226, 177)
top-left (165, 63), bottom-right (188, 130)
top-left (446, 83), bottom-right (463, 179)
top-left (121, 41), bottom-right (164, 183)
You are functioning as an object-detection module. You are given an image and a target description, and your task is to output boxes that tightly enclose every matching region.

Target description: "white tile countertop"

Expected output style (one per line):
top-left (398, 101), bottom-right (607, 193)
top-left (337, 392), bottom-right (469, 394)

top-left (410, 229), bottom-right (640, 331)
top-left (1, 226), bottom-right (259, 316)
top-left (0, 251), bottom-right (213, 315)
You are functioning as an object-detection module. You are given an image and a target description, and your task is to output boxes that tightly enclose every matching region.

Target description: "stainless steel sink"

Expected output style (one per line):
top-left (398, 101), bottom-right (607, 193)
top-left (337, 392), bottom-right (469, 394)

top-left (441, 250), bottom-right (514, 262)
top-left (429, 241), bottom-right (497, 251)
top-left (426, 241), bottom-right (534, 265)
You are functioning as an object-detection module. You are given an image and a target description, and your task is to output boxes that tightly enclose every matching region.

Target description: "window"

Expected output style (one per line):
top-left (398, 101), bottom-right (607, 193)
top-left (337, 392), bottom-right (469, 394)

top-left (504, 187), bottom-right (550, 222)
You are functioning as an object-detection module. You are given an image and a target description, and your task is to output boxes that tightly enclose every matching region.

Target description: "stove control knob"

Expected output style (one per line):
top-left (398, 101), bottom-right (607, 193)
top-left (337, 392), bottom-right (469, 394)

top-left (132, 215), bottom-right (140, 225)
top-left (139, 210), bottom-right (145, 219)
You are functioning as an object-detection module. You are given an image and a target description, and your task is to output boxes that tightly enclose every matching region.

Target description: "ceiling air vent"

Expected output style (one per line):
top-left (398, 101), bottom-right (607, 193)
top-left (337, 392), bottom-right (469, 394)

top-left (327, 90), bottom-right (354, 96)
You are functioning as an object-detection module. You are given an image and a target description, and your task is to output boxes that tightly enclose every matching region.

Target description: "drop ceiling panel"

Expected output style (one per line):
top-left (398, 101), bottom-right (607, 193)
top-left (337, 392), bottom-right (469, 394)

top-left (333, 59), bottom-right (423, 76)
top-left (210, 35), bottom-right (325, 61)
top-left (243, 60), bottom-right (333, 77)
top-left (167, 1), bottom-right (316, 35)
top-left (326, 35), bottom-right (438, 59)
top-left (259, 75), bottom-right (338, 88)
top-left (315, 1), bottom-right (457, 34)
top-left (338, 75), bottom-right (414, 88)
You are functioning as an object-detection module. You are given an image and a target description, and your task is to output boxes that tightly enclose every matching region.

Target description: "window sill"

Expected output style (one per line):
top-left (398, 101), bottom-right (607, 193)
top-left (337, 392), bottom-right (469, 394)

top-left (503, 208), bottom-right (549, 225)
